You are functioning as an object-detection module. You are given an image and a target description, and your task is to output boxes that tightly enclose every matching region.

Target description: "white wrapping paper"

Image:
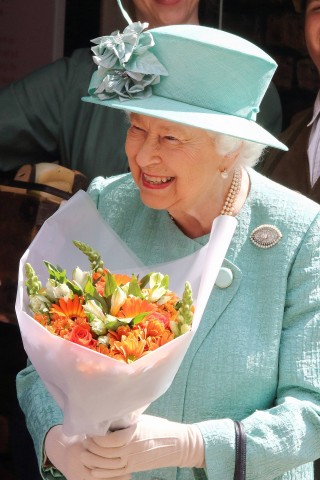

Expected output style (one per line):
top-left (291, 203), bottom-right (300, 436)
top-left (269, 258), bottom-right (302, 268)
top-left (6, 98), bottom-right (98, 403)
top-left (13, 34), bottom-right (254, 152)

top-left (16, 190), bottom-right (237, 436)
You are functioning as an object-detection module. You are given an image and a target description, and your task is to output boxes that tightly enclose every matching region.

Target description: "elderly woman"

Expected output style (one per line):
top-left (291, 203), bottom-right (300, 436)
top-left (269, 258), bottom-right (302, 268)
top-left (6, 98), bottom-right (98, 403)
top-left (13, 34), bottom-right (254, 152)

top-left (16, 13), bottom-right (320, 480)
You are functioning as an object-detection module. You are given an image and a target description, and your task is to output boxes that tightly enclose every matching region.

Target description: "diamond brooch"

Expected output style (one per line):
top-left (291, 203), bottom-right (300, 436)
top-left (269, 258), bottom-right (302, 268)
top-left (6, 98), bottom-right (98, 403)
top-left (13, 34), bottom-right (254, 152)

top-left (250, 224), bottom-right (282, 249)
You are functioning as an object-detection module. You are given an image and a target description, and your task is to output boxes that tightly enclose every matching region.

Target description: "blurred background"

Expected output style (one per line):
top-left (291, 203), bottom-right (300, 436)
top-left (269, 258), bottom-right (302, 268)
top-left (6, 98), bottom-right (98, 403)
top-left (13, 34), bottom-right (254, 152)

top-left (0, 0), bottom-right (316, 128)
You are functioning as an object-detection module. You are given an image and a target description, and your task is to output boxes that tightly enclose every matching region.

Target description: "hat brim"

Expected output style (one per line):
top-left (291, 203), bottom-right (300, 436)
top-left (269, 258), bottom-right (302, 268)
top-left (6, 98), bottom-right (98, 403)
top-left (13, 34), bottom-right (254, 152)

top-left (82, 95), bottom-right (288, 151)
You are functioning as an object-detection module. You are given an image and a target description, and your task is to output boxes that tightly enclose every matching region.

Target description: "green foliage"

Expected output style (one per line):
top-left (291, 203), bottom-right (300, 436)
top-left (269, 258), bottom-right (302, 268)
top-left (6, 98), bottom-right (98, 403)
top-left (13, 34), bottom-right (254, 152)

top-left (73, 240), bottom-right (104, 272)
top-left (25, 263), bottom-right (42, 296)
top-left (44, 261), bottom-right (67, 283)
top-left (104, 271), bottom-right (118, 297)
top-left (128, 276), bottom-right (143, 298)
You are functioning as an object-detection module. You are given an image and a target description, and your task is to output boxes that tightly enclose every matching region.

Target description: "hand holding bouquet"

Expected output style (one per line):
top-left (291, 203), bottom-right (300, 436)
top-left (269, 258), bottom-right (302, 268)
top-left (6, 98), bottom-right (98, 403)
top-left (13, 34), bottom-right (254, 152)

top-left (25, 241), bottom-right (194, 364)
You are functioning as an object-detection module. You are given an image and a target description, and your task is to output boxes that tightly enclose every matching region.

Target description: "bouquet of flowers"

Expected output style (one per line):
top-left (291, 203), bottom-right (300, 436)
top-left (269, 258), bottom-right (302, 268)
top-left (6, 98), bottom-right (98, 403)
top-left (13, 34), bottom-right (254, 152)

top-left (25, 240), bottom-right (194, 364)
top-left (16, 190), bottom-right (237, 436)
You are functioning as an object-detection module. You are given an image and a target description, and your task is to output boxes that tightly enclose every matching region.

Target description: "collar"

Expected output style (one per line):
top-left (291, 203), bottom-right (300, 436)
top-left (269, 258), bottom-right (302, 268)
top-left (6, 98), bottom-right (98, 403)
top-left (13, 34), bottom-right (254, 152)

top-left (307, 90), bottom-right (320, 126)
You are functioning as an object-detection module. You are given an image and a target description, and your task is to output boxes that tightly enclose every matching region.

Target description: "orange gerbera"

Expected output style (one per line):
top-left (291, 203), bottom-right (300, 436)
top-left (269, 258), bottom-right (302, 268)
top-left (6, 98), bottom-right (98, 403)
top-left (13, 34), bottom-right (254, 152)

top-left (108, 325), bottom-right (132, 345)
top-left (110, 333), bottom-right (147, 363)
top-left (114, 273), bottom-right (132, 286)
top-left (146, 328), bottom-right (174, 351)
top-left (50, 316), bottom-right (74, 337)
top-left (142, 319), bottom-right (166, 337)
top-left (50, 295), bottom-right (86, 320)
top-left (118, 297), bottom-right (157, 319)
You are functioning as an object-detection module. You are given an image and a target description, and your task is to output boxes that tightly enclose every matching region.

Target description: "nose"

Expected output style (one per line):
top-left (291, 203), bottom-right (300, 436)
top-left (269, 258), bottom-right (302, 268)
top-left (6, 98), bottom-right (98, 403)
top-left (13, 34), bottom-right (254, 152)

top-left (135, 135), bottom-right (161, 168)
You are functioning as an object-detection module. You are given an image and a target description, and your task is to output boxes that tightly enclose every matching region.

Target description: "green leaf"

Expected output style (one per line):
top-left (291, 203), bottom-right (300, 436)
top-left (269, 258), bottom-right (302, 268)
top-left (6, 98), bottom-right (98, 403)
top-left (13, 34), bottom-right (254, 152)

top-left (66, 279), bottom-right (83, 296)
top-left (128, 276), bottom-right (143, 298)
top-left (104, 319), bottom-right (123, 331)
top-left (84, 279), bottom-right (96, 296)
top-left (139, 273), bottom-right (151, 289)
top-left (44, 261), bottom-right (67, 283)
top-left (132, 312), bottom-right (149, 325)
top-left (85, 291), bottom-right (109, 314)
top-left (84, 279), bottom-right (109, 313)
top-left (104, 272), bottom-right (118, 298)
top-left (160, 274), bottom-right (169, 290)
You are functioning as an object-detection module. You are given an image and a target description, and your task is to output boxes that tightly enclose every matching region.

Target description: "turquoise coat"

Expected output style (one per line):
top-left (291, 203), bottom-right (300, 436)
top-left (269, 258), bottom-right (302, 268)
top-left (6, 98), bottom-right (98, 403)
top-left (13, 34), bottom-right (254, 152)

top-left (17, 169), bottom-right (320, 480)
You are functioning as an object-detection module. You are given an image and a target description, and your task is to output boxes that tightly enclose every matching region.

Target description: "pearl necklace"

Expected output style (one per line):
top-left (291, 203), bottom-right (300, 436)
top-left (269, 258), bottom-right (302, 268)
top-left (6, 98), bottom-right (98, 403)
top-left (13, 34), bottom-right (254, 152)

top-left (168, 166), bottom-right (242, 225)
top-left (220, 166), bottom-right (242, 216)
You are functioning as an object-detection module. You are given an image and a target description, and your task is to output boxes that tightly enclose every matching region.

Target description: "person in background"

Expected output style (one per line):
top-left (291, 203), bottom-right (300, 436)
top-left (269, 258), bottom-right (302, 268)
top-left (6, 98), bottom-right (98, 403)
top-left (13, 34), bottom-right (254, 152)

top-left (258, 0), bottom-right (320, 202)
top-left (16, 15), bottom-right (320, 480)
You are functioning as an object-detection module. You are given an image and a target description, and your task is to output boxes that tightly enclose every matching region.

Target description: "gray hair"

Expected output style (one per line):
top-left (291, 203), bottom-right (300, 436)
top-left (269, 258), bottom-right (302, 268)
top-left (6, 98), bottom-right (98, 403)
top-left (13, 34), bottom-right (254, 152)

top-left (207, 131), bottom-right (266, 168)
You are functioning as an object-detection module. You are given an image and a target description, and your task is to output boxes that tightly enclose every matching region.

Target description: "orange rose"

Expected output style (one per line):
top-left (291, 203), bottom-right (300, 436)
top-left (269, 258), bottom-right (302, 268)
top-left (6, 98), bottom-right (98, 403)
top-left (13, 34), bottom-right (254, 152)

top-left (66, 324), bottom-right (97, 349)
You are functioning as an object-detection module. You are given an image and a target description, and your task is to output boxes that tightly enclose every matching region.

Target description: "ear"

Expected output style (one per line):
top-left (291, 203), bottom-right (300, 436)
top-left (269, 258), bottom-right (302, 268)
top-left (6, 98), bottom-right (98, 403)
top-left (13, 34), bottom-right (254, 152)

top-left (220, 142), bottom-right (243, 173)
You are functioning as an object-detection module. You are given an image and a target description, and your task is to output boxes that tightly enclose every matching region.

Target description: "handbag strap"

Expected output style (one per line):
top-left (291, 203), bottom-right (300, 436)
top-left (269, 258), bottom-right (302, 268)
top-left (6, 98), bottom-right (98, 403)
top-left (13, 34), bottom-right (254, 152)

top-left (4, 179), bottom-right (73, 200)
top-left (234, 421), bottom-right (246, 480)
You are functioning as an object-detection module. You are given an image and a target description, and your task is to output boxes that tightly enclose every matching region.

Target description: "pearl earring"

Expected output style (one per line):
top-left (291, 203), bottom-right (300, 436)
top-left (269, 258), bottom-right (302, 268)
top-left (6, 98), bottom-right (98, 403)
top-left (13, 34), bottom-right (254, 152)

top-left (221, 169), bottom-right (228, 180)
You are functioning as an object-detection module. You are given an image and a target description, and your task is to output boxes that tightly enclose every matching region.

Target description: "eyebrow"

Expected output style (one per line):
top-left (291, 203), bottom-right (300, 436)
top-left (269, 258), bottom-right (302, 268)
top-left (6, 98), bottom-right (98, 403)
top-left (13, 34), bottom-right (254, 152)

top-left (131, 115), bottom-right (189, 136)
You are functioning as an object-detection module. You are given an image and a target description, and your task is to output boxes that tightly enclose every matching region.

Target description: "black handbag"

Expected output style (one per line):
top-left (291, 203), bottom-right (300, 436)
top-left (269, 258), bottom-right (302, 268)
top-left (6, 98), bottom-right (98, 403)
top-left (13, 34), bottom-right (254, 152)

top-left (234, 421), bottom-right (246, 480)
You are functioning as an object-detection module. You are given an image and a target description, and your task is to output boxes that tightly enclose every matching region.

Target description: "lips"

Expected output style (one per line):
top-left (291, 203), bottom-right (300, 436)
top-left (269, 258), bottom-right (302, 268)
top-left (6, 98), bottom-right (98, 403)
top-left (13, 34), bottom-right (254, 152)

top-left (142, 173), bottom-right (174, 188)
top-left (155, 0), bottom-right (182, 6)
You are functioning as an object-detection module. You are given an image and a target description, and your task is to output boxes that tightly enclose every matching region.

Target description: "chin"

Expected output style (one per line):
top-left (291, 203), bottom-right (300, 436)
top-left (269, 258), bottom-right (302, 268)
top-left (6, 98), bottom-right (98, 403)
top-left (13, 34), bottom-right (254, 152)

top-left (139, 192), bottom-right (168, 211)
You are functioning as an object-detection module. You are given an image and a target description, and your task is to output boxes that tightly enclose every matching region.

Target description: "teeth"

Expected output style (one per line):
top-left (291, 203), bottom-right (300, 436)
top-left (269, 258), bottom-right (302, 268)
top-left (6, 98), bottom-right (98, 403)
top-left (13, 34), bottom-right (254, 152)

top-left (144, 174), bottom-right (173, 184)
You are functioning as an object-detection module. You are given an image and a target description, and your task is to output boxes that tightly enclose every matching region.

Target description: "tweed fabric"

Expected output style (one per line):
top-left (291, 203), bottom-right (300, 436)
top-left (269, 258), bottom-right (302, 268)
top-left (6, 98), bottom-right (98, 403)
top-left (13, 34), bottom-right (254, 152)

top-left (16, 169), bottom-right (320, 480)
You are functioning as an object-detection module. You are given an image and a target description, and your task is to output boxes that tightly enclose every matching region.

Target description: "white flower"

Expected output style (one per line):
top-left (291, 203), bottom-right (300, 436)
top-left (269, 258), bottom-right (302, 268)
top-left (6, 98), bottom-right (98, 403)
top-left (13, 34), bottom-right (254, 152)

top-left (97, 335), bottom-right (109, 345)
top-left (146, 272), bottom-right (169, 302)
top-left (90, 318), bottom-right (108, 336)
top-left (72, 267), bottom-right (89, 289)
top-left (83, 299), bottom-right (106, 321)
top-left (149, 272), bottom-right (165, 289)
top-left (156, 294), bottom-right (172, 305)
top-left (29, 294), bottom-right (51, 313)
top-left (89, 311), bottom-right (118, 336)
top-left (45, 279), bottom-right (72, 300)
top-left (110, 287), bottom-right (127, 316)
top-left (144, 286), bottom-right (167, 303)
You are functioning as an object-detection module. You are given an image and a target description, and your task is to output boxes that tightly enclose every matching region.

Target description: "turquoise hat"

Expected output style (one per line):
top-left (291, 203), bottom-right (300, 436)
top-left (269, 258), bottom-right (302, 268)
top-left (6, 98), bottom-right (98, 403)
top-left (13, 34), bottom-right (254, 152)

top-left (82, 22), bottom-right (287, 151)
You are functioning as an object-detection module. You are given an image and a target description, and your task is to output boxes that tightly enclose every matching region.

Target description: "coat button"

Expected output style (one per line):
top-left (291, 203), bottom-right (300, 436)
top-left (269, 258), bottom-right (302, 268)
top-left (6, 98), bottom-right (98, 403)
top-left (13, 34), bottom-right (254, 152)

top-left (215, 267), bottom-right (233, 288)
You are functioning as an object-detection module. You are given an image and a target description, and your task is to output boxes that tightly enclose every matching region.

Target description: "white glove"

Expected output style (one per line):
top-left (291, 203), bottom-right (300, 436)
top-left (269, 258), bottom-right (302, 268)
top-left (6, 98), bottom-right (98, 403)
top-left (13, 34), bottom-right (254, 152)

top-left (80, 414), bottom-right (205, 479)
top-left (44, 425), bottom-right (95, 480)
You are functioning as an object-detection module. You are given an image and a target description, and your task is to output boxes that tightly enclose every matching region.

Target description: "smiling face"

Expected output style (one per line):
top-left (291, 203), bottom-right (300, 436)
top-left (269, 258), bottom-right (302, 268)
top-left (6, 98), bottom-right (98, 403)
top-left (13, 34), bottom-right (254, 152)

top-left (305, 0), bottom-right (320, 72)
top-left (132, 0), bottom-right (200, 28)
top-left (126, 113), bottom-right (228, 218)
